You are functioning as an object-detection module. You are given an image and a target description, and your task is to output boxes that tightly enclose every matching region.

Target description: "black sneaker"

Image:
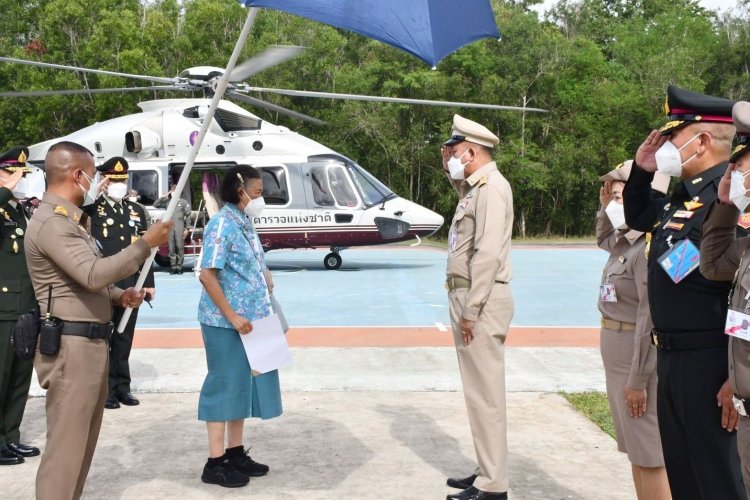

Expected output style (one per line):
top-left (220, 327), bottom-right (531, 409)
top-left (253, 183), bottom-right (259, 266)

top-left (227, 446), bottom-right (269, 477)
top-left (201, 456), bottom-right (249, 488)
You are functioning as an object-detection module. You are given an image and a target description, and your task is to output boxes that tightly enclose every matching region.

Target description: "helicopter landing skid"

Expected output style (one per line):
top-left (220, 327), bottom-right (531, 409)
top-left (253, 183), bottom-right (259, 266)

top-left (323, 246), bottom-right (345, 270)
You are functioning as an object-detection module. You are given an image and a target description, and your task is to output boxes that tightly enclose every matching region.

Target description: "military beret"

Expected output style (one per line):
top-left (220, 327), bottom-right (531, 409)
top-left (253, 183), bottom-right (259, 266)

top-left (730, 101), bottom-right (750, 163)
top-left (600, 160), bottom-right (670, 194)
top-left (443, 114), bottom-right (500, 149)
top-left (0, 146), bottom-right (31, 174)
top-left (659, 85), bottom-right (735, 136)
top-left (97, 156), bottom-right (129, 180)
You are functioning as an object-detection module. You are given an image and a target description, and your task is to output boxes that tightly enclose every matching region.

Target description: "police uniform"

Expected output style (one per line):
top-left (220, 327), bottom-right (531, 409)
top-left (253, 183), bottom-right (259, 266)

top-left (443, 115), bottom-right (514, 497)
top-left (700, 100), bottom-right (750, 498)
top-left (25, 189), bottom-right (151, 500)
top-left (0, 147), bottom-right (40, 465)
top-left (84, 157), bottom-right (154, 408)
top-left (623, 86), bottom-right (746, 499)
top-left (597, 162), bottom-right (669, 468)
top-left (153, 188), bottom-right (191, 273)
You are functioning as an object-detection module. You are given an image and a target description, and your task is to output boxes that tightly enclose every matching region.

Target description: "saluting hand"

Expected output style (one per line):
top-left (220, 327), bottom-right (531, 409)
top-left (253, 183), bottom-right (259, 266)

top-left (717, 379), bottom-right (740, 431)
top-left (599, 181), bottom-right (614, 207)
top-left (120, 287), bottom-right (146, 309)
top-left (718, 162), bottom-right (736, 205)
top-left (624, 385), bottom-right (647, 419)
top-left (230, 313), bottom-right (253, 335)
top-left (142, 220), bottom-right (174, 248)
top-left (460, 317), bottom-right (475, 346)
top-left (635, 130), bottom-right (668, 173)
top-left (0, 170), bottom-right (23, 191)
top-left (440, 145), bottom-right (451, 175)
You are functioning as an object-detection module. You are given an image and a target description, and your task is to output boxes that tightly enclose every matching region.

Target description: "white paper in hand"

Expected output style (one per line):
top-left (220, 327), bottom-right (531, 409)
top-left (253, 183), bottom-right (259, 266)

top-left (239, 313), bottom-right (292, 374)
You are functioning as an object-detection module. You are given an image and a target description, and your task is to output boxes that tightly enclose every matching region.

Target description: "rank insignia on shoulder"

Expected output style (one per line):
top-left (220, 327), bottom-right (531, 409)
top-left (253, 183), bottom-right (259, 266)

top-left (53, 206), bottom-right (68, 217)
top-left (664, 220), bottom-right (684, 231)
top-left (673, 210), bottom-right (695, 219)
top-left (738, 213), bottom-right (750, 230)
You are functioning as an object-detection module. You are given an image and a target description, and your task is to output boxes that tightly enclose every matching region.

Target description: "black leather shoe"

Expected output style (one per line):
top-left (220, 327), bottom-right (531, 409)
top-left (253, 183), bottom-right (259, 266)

top-left (0, 447), bottom-right (24, 465)
top-left (447, 474), bottom-right (478, 490)
top-left (201, 457), bottom-right (249, 488)
top-left (447, 486), bottom-right (508, 500)
top-left (117, 392), bottom-right (140, 406)
top-left (104, 396), bottom-right (120, 409)
top-left (7, 442), bottom-right (40, 458)
top-left (227, 446), bottom-right (269, 477)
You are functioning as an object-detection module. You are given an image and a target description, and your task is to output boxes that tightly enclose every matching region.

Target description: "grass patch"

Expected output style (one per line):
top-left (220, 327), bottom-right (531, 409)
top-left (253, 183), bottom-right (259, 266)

top-left (561, 391), bottom-right (616, 439)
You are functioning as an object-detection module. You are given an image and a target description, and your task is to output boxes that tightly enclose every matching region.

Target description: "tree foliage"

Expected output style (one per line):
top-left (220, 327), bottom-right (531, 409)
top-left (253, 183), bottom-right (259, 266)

top-left (0, 0), bottom-right (748, 236)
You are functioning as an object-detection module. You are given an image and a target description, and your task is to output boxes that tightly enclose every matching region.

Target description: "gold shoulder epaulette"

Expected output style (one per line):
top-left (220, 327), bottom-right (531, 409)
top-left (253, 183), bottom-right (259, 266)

top-left (53, 205), bottom-right (68, 217)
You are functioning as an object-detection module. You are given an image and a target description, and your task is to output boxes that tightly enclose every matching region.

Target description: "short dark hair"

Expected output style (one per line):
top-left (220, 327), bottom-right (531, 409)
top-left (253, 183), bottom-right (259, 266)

top-left (220, 165), bottom-right (261, 204)
top-left (47, 141), bottom-right (93, 157)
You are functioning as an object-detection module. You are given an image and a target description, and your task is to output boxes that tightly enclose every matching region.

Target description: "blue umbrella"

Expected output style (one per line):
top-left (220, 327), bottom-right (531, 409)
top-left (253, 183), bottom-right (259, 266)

top-left (240, 0), bottom-right (501, 68)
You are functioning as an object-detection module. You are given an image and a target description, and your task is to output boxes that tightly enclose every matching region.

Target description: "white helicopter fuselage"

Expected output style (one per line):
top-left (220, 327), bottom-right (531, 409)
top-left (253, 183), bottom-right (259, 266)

top-left (27, 99), bottom-right (444, 268)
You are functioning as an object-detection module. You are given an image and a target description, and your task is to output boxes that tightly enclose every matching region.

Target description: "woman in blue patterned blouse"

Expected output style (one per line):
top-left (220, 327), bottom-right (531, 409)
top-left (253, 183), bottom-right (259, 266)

top-left (197, 165), bottom-right (281, 488)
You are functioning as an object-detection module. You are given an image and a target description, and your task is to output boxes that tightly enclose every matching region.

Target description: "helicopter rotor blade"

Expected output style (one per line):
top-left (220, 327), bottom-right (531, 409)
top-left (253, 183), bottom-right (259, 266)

top-left (0, 86), bottom-right (179, 98)
top-left (246, 87), bottom-right (548, 113)
top-left (228, 91), bottom-right (326, 125)
top-left (228, 45), bottom-right (305, 82)
top-left (0, 57), bottom-right (176, 85)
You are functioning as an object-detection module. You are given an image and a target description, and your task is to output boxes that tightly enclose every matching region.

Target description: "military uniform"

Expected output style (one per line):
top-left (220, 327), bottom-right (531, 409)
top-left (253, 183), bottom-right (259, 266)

top-left (154, 190), bottom-right (191, 273)
top-left (623, 86), bottom-right (746, 499)
top-left (443, 115), bottom-right (514, 497)
top-left (0, 147), bottom-right (39, 465)
top-left (84, 157), bottom-right (154, 407)
top-left (700, 100), bottom-right (750, 498)
top-left (25, 189), bottom-right (151, 500)
top-left (597, 162), bottom-right (669, 468)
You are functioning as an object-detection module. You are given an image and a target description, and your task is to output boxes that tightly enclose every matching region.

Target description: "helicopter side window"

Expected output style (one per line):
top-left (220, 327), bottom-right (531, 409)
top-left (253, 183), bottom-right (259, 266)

top-left (328, 165), bottom-right (359, 208)
top-left (310, 166), bottom-right (335, 206)
top-left (129, 169), bottom-right (160, 206)
top-left (257, 166), bottom-right (289, 206)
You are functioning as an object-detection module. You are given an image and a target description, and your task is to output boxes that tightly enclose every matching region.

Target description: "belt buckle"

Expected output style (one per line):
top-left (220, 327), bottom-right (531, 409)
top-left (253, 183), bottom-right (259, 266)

top-left (733, 396), bottom-right (748, 418)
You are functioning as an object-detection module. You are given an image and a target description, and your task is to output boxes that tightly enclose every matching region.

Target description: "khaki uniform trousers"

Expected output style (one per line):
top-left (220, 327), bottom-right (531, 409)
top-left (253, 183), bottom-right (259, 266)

top-left (448, 283), bottom-right (514, 493)
top-left (738, 418), bottom-right (750, 499)
top-left (34, 336), bottom-right (109, 500)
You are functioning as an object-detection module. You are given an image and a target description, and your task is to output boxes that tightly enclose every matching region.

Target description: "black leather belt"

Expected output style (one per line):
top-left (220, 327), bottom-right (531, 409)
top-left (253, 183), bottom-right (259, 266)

top-left (651, 329), bottom-right (728, 351)
top-left (61, 321), bottom-right (113, 340)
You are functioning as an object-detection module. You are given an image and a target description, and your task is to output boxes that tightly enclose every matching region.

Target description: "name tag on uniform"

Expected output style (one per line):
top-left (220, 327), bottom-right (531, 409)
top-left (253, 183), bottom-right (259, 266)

top-left (600, 284), bottom-right (617, 303)
top-left (658, 239), bottom-right (700, 284)
top-left (725, 309), bottom-right (750, 342)
top-left (672, 210), bottom-right (695, 219)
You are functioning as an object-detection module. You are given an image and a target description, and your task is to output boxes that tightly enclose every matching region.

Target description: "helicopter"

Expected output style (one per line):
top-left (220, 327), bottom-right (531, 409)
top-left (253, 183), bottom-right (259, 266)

top-left (0, 47), bottom-right (546, 269)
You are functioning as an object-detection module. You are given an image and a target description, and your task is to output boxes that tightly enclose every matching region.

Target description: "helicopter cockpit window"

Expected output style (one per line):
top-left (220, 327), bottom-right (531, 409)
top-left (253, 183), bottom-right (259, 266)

top-left (257, 166), bottom-right (289, 206)
top-left (348, 163), bottom-right (394, 206)
top-left (328, 165), bottom-right (359, 208)
top-left (129, 169), bottom-right (159, 206)
top-left (310, 166), bottom-right (334, 206)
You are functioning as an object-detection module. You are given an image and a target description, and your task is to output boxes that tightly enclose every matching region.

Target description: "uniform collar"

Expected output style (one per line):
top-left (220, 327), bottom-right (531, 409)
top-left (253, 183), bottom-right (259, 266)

top-left (620, 228), bottom-right (644, 245)
top-left (41, 192), bottom-right (85, 223)
top-left (682, 162), bottom-right (727, 198)
top-left (102, 193), bottom-right (123, 208)
top-left (464, 161), bottom-right (498, 188)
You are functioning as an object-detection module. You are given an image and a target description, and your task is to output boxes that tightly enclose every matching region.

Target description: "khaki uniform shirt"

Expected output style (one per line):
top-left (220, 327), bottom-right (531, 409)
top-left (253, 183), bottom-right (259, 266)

top-left (24, 193), bottom-right (150, 323)
top-left (446, 161), bottom-right (513, 322)
top-left (596, 209), bottom-right (656, 389)
top-left (699, 200), bottom-right (750, 398)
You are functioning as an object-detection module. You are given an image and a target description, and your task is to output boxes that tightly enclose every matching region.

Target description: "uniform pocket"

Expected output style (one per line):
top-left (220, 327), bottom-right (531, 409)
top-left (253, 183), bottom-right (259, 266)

top-left (0, 278), bottom-right (21, 317)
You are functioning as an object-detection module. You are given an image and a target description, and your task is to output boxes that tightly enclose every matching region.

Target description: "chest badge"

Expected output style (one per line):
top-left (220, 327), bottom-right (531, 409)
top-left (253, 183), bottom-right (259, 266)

top-left (684, 198), bottom-right (703, 211)
top-left (739, 213), bottom-right (750, 230)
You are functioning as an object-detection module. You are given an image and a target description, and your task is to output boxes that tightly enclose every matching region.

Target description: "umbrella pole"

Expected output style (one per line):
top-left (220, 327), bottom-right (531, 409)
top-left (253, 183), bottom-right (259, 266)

top-left (117, 6), bottom-right (260, 333)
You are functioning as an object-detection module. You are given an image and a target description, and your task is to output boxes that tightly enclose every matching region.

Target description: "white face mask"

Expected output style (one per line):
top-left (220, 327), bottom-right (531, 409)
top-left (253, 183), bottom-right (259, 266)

top-left (243, 195), bottom-right (265, 218)
top-left (10, 177), bottom-right (28, 199)
top-left (604, 200), bottom-right (626, 229)
top-left (654, 133), bottom-right (701, 177)
top-left (107, 182), bottom-right (128, 202)
top-left (447, 149), bottom-right (470, 180)
top-left (78, 171), bottom-right (100, 207)
top-left (730, 170), bottom-right (750, 212)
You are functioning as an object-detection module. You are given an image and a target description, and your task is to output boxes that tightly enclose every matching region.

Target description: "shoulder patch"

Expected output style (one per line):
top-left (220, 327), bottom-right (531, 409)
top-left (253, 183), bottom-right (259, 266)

top-left (53, 206), bottom-right (68, 217)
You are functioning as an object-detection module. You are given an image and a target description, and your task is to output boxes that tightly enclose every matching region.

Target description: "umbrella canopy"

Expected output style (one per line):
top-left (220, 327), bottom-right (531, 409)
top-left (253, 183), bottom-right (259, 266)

top-left (241, 0), bottom-right (500, 67)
